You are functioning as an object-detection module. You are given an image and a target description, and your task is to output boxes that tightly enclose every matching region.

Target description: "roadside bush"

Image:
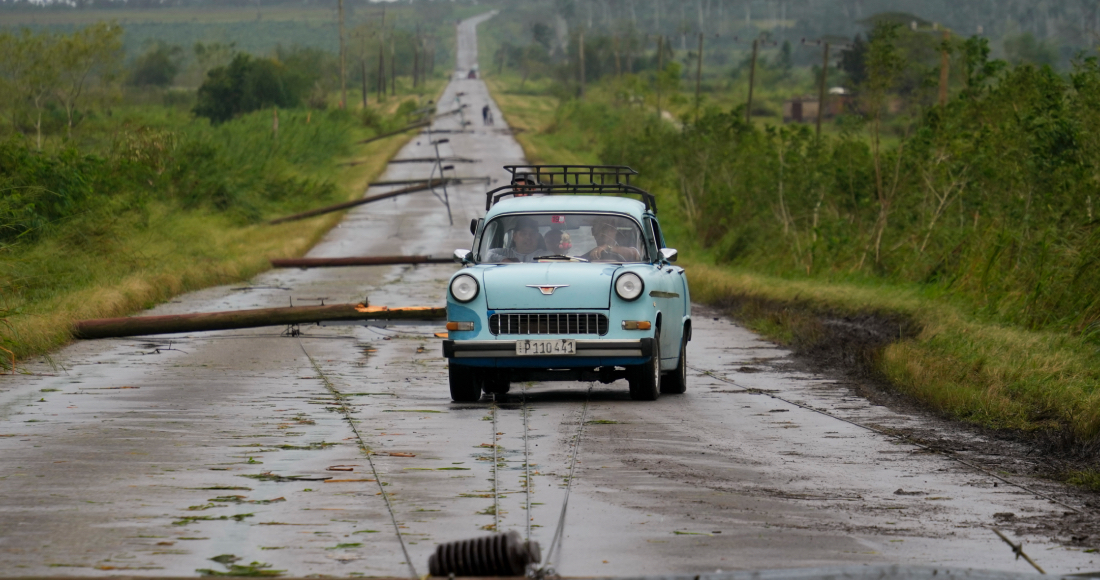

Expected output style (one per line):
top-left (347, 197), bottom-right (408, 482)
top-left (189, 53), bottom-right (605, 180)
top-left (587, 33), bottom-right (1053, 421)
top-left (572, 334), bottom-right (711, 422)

top-left (587, 43), bottom-right (1100, 337)
top-left (193, 53), bottom-right (310, 124)
top-left (129, 42), bottom-right (184, 87)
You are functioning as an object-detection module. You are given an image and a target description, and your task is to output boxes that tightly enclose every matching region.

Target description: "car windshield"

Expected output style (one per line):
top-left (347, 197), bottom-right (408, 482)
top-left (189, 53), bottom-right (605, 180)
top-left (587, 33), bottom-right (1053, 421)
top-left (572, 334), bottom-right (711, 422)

top-left (476, 213), bottom-right (648, 264)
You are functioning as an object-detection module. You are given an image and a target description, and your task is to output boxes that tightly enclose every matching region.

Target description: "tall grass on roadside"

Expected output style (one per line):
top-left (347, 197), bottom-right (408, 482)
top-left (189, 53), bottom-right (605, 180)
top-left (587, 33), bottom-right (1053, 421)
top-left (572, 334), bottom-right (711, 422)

top-left (485, 63), bottom-right (1100, 451)
top-left (686, 261), bottom-right (1100, 448)
top-left (0, 99), bottom-right (422, 367)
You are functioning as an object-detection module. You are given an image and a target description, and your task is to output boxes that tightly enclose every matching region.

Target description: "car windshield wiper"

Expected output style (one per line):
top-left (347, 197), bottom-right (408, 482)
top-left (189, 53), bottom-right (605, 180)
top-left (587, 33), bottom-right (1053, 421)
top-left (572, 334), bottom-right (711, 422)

top-left (537, 255), bottom-right (589, 262)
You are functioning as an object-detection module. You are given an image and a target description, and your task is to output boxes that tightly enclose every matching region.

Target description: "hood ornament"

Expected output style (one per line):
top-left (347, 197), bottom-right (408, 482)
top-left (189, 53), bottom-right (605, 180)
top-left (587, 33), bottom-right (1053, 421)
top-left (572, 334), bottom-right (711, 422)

top-left (527, 284), bottom-right (569, 295)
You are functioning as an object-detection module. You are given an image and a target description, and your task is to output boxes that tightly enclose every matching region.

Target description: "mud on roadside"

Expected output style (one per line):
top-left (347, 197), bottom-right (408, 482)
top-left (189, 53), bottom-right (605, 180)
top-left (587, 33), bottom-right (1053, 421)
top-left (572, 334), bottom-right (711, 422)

top-left (712, 293), bottom-right (1100, 548)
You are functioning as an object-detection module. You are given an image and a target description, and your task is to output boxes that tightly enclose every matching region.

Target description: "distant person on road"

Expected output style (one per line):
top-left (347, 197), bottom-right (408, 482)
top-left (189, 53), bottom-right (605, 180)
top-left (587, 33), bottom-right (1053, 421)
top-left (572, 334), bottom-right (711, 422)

top-left (482, 104), bottom-right (490, 125)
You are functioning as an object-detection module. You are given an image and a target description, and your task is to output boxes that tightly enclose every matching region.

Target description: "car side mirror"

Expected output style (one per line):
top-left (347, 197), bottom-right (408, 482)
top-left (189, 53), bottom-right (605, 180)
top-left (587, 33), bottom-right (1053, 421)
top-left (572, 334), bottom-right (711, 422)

top-left (453, 249), bottom-right (472, 264)
top-left (659, 248), bottom-right (678, 263)
top-left (469, 218), bottom-right (478, 236)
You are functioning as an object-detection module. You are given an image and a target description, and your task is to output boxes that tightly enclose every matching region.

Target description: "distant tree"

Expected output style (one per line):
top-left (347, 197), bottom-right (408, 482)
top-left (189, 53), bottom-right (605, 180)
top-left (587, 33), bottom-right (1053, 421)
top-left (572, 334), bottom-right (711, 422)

top-left (3, 29), bottom-right (59, 150)
top-left (193, 53), bottom-right (305, 124)
top-left (130, 41), bottom-right (184, 87)
top-left (1003, 33), bottom-right (1058, 67)
top-left (839, 34), bottom-right (868, 88)
top-left (54, 21), bottom-right (122, 137)
top-left (531, 22), bottom-right (554, 52)
top-left (193, 41), bottom-right (237, 79)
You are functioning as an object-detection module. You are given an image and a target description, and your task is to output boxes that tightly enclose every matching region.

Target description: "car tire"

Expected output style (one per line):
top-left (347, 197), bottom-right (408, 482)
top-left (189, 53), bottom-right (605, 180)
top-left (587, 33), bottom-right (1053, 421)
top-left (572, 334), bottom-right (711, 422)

top-left (448, 364), bottom-right (482, 402)
top-left (628, 331), bottom-right (660, 401)
top-left (660, 335), bottom-right (688, 394)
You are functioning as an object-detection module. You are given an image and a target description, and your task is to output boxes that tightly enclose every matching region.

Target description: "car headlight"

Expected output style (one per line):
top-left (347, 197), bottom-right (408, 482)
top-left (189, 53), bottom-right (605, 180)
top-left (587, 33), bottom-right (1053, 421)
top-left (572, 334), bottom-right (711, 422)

top-left (450, 274), bottom-right (479, 303)
top-left (615, 272), bottom-right (644, 301)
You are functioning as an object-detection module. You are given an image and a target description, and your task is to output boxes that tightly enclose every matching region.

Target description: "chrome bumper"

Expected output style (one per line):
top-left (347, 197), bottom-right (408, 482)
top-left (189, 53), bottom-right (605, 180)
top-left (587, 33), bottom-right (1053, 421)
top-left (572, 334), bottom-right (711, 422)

top-left (443, 338), bottom-right (654, 358)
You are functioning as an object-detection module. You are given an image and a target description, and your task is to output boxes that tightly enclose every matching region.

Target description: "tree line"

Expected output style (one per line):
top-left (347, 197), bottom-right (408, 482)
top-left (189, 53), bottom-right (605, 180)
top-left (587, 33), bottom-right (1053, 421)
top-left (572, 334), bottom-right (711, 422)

top-left (567, 24), bottom-right (1099, 337)
top-left (0, 23), bottom-right (122, 149)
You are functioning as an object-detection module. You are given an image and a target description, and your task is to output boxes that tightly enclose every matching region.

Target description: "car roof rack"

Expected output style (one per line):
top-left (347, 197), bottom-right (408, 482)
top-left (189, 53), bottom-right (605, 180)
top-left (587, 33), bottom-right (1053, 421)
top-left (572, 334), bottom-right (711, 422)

top-left (485, 165), bottom-right (657, 213)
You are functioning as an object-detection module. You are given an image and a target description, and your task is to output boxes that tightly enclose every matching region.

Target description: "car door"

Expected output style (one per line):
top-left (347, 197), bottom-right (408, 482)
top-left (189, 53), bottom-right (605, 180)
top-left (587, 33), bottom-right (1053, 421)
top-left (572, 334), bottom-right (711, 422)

top-left (646, 216), bottom-right (685, 369)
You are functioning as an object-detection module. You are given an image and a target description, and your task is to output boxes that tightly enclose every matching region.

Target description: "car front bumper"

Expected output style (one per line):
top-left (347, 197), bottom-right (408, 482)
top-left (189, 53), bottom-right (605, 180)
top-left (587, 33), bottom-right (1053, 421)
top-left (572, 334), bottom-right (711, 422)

top-left (443, 338), bottom-right (654, 368)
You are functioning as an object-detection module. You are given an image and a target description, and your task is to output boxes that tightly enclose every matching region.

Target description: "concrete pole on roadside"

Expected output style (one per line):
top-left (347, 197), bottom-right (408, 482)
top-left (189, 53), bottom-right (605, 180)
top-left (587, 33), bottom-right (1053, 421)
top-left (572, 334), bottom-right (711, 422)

top-left (745, 38), bottom-right (758, 124)
top-left (338, 0), bottom-right (346, 109)
top-left (579, 30), bottom-right (586, 97)
top-left (695, 32), bottom-right (704, 123)
top-left (816, 42), bottom-right (829, 139)
top-left (939, 30), bottom-right (950, 107)
top-left (655, 35), bottom-right (663, 118)
top-left (377, 40), bottom-right (385, 101)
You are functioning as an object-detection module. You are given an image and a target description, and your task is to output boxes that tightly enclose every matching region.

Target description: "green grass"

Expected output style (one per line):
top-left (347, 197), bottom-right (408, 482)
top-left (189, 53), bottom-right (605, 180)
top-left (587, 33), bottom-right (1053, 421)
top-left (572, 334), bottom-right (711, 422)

top-left (486, 74), bottom-right (1100, 452)
top-left (1, 83), bottom-right (444, 366)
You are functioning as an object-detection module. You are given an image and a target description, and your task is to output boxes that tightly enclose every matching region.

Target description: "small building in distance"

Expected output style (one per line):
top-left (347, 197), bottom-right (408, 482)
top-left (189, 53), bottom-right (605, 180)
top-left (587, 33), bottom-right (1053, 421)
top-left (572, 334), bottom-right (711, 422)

top-left (783, 87), bottom-right (852, 123)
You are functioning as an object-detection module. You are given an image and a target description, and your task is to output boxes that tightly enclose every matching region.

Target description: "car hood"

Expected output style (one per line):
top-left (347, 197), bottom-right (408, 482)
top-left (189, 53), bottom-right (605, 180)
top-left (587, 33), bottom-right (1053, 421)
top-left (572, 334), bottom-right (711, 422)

top-left (482, 263), bottom-right (620, 310)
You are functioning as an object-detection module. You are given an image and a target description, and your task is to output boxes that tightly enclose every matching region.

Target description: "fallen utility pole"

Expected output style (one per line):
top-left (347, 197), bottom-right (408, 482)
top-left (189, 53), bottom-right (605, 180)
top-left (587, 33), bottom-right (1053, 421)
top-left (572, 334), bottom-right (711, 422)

top-left (389, 157), bottom-right (476, 164)
top-left (271, 255), bottom-right (453, 269)
top-left (73, 305), bottom-right (446, 340)
top-left (357, 120), bottom-right (431, 145)
top-left (369, 178), bottom-right (457, 187)
top-left (268, 179), bottom-right (450, 225)
top-left (354, 107), bottom-right (467, 146)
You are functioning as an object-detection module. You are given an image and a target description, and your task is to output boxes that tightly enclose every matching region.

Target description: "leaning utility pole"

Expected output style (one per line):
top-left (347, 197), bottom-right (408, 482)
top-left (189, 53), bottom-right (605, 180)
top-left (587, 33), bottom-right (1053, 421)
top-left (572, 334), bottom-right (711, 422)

top-left (338, 0), bottom-right (346, 109)
top-left (745, 38), bottom-right (759, 124)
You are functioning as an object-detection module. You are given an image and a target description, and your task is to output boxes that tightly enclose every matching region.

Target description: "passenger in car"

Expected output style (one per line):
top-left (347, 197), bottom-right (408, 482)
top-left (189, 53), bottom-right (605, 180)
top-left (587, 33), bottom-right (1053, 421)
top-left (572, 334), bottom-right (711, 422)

top-left (581, 220), bottom-right (642, 261)
top-left (544, 229), bottom-right (572, 255)
top-left (484, 217), bottom-right (552, 263)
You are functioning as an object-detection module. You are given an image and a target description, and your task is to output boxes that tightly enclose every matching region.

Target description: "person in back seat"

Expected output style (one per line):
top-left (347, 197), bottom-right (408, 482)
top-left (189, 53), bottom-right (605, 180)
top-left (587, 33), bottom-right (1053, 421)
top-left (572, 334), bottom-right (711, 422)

top-left (484, 217), bottom-right (551, 263)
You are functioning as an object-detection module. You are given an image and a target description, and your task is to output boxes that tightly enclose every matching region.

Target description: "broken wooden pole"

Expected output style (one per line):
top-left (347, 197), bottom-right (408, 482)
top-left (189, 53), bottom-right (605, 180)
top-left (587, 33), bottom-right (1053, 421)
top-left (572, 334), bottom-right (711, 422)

top-left (357, 120), bottom-right (431, 145)
top-left (268, 179), bottom-right (449, 225)
top-left (271, 255), bottom-right (453, 269)
top-left (73, 305), bottom-right (446, 340)
top-left (389, 157), bottom-right (476, 164)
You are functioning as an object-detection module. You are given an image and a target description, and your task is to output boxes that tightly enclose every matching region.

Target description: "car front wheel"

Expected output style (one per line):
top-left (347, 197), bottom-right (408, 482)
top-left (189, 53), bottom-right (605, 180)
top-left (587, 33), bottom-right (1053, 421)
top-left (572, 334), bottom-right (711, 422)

top-left (448, 364), bottom-right (483, 402)
top-left (660, 335), bottom-right (687, 394)
top-left (628, 332), bottom-right (660, 401)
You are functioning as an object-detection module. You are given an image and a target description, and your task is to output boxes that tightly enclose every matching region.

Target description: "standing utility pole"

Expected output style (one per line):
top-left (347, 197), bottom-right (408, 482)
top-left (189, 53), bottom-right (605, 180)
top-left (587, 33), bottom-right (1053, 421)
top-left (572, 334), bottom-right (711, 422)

top-left (579, 30), bottom-right (586, 97)
top-left (694, 32), bottom-right (704, 123)
top-left (816, 42), bottom-right (830, 138)
top-left (413, 25), bottom-right (420, 88)
top-left (655, 35), bottom-right (663, 118)
top-left (361, 60), bottom-right (368, 108)
top-left (938, 30), bottom-right (950, 107)
top-left (377, 40), bottom-right (386, 101)
top-left (390, 35), bottom-right (396, 96)
top-left (745, 38), bottom-right (759, 124)
top-left (338, 0), bottom-right (346, 108)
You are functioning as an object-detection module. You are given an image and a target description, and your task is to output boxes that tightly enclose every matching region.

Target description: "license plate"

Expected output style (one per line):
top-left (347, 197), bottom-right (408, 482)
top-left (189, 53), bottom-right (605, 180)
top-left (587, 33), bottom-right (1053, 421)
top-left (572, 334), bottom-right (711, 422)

top-left (515, 339), bottom-right (576, 356)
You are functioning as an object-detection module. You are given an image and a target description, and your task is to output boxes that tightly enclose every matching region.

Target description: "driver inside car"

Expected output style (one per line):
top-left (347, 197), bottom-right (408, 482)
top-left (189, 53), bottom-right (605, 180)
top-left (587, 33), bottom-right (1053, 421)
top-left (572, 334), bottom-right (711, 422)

top-left (484, 217), bottom-right (552, 263)
top-left (580, 220), bottom-right (642, 262)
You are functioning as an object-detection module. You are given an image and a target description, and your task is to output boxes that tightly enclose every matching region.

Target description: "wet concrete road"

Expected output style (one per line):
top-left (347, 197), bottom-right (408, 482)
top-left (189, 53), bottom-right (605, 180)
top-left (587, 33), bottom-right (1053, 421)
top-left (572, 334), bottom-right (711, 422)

top-left (1, 12), bottom-right (1098, 578)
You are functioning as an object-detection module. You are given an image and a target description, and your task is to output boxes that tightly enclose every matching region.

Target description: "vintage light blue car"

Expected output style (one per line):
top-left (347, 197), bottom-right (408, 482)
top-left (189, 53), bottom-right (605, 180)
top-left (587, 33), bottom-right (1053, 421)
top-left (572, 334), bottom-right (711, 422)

top-left (442, 165), bottom-right (691, 402)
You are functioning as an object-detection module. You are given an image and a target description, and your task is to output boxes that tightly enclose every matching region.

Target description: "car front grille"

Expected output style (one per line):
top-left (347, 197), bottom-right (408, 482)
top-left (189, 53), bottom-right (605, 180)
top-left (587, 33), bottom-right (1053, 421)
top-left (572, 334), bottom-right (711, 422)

top-left (489, 312), bottom-right (609, 336)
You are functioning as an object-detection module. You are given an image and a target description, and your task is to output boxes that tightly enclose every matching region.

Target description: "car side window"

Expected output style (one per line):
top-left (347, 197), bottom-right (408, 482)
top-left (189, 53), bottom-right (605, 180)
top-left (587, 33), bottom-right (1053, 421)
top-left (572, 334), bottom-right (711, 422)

top-left (647, 218), bottom-right (666, 249)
